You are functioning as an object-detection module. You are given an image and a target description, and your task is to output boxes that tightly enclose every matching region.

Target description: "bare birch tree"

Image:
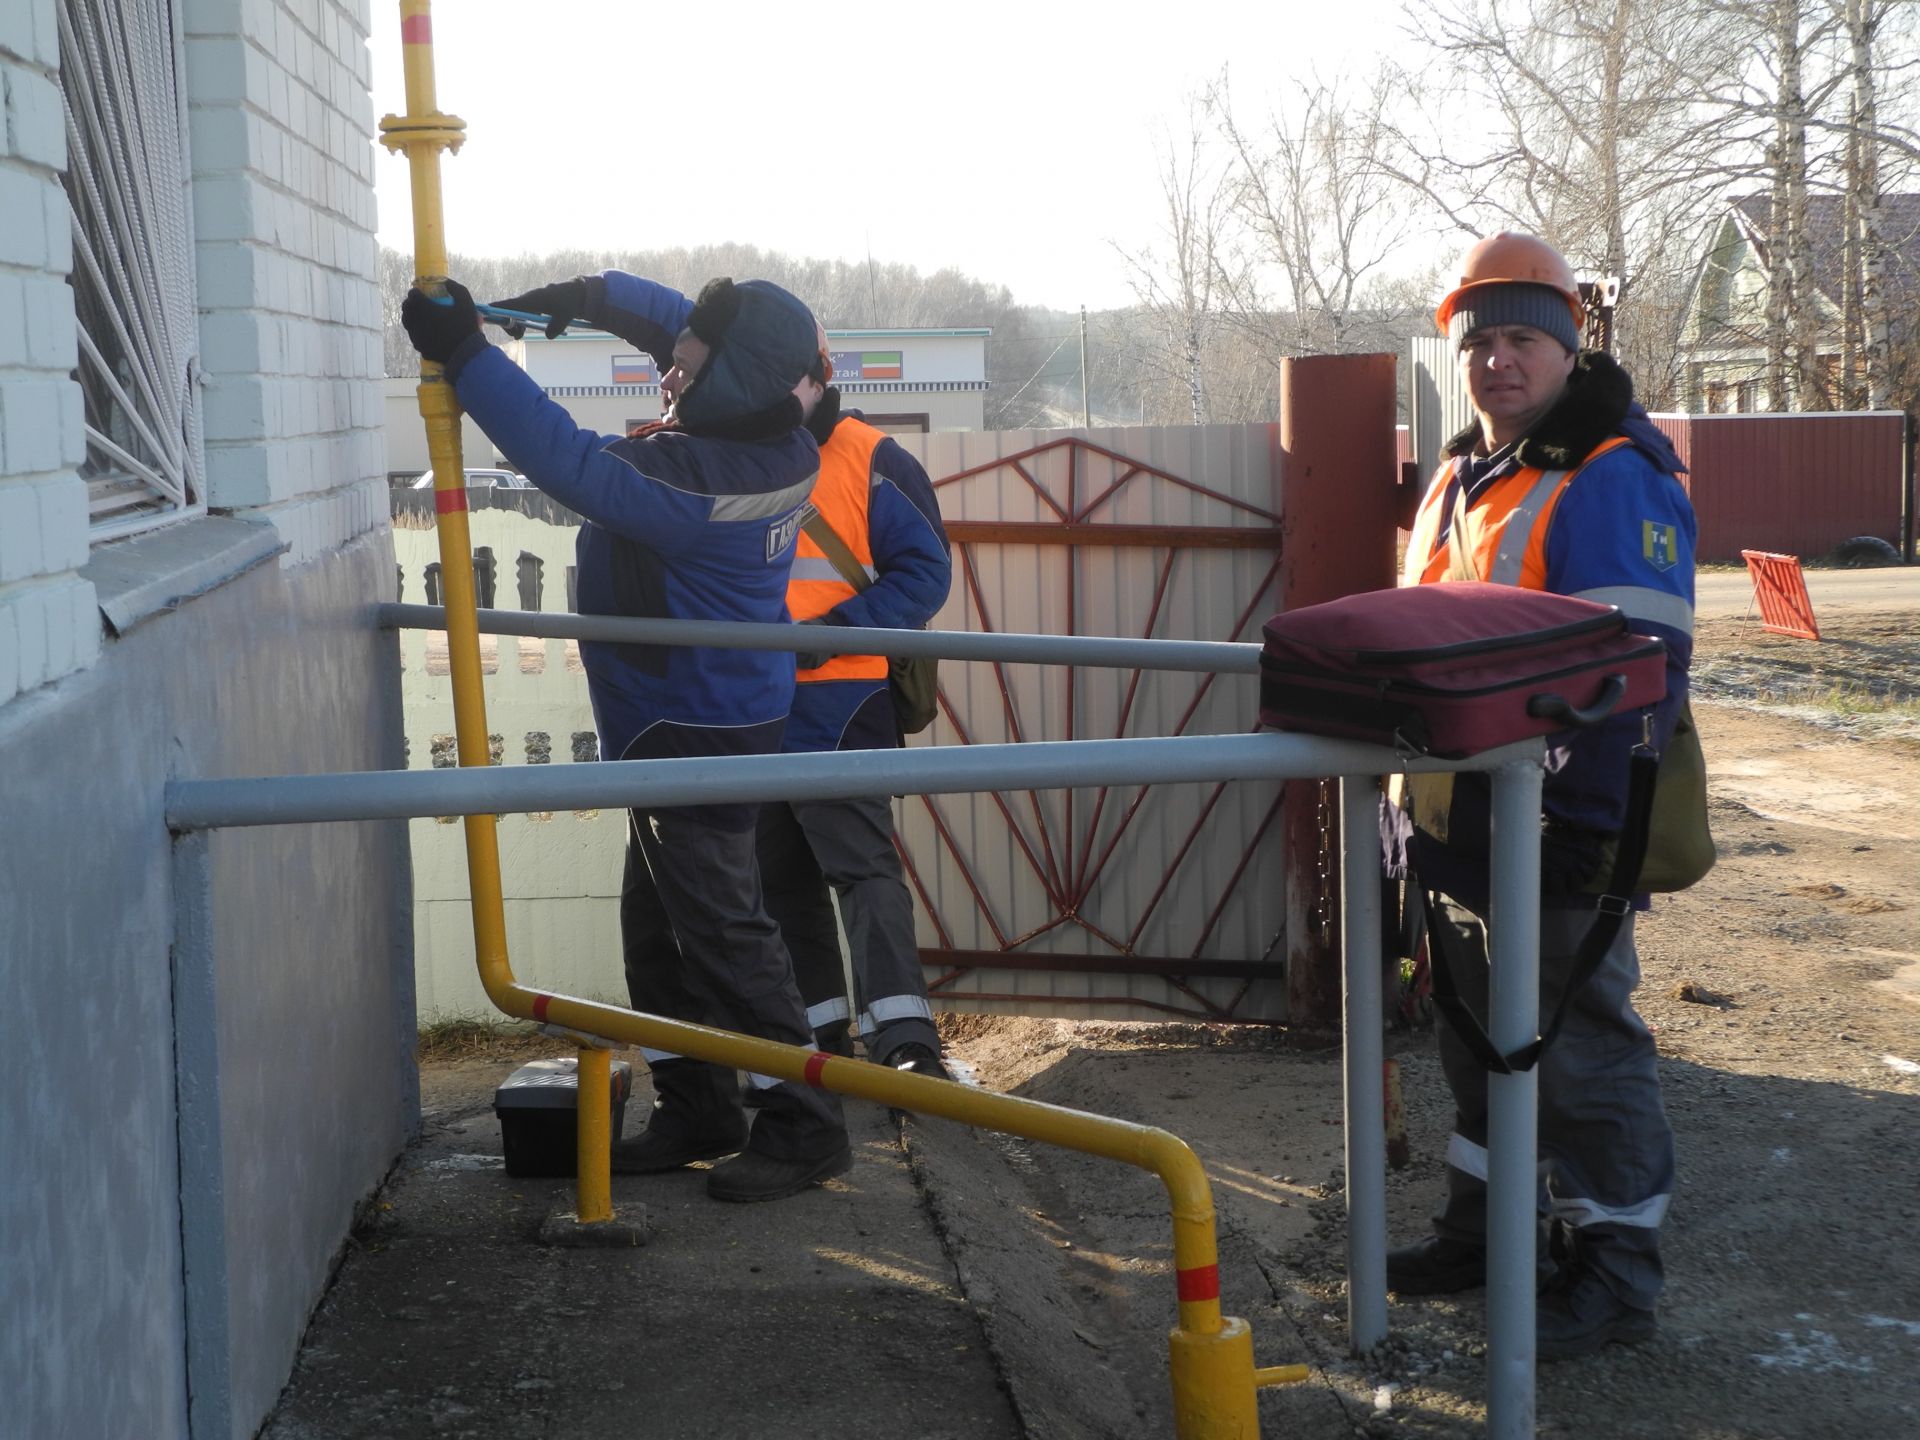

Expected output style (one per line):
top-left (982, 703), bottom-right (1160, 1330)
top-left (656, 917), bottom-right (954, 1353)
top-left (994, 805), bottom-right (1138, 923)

top-left (1210, 71), bottom-right (1428, 358)
top-left (1113, 103), bottom-right (1237, 424)
top-left (1388, 0), bottom-right (1739, 404)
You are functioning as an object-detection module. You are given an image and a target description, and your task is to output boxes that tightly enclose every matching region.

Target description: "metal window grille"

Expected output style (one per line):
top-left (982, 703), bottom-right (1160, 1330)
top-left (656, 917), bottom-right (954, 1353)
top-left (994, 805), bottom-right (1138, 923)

top-left (59, 0), bottom-right (204, 540)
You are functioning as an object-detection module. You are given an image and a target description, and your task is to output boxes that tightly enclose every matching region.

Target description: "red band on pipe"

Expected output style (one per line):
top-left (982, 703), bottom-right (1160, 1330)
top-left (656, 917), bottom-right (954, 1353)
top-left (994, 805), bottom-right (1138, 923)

top-left (434, 486), bottom-right (467, 514)
top-left (532, 994), bottom-right (551, 1023)
top-left (1175, 1264), bottom-right (1220, 1302)
top-left (803, 1051), bottom-right (831, 1088)
top-left (401, 14), bottom-right (431, 43)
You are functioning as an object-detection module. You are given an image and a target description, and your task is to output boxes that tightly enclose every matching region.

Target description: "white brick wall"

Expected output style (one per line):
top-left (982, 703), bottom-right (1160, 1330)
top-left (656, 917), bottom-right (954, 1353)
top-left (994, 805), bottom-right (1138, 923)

top-left (0, 0), bottom-right (99, 709)
top-left (185, 0), bottom-right (383, 559)
top-left (3, 0), bottom-right (388, 712)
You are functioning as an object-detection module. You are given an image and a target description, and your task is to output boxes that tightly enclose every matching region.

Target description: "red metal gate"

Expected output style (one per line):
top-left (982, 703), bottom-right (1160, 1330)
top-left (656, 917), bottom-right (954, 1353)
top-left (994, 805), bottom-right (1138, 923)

top-left (894, 429), bottom-right (1288, 1021)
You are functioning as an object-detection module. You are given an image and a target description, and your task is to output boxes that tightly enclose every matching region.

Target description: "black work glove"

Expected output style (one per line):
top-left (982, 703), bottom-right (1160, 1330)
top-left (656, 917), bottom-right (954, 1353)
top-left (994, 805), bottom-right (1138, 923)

top-left (794, 616), bottom-right (834, 672)
top-left (400, 279), bottom-right (486, 376)
top-left (493, 278), bottom-right (590, 339)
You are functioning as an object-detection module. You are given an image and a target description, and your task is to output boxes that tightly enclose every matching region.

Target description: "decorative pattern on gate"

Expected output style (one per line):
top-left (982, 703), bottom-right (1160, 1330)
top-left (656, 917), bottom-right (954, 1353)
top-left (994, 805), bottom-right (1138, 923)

top-left (889, 427), bottom-right (1289, 1022)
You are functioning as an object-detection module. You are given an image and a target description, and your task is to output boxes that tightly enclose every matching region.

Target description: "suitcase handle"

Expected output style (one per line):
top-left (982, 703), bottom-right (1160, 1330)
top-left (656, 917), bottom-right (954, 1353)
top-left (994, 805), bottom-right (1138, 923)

top-left (1526, 673), bottom-right (1628, 727)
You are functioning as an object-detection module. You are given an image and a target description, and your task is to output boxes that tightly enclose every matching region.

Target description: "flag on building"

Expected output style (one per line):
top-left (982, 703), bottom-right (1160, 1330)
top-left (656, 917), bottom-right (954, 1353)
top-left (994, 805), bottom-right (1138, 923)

top-left (828, 350), bottom-right (903, 381)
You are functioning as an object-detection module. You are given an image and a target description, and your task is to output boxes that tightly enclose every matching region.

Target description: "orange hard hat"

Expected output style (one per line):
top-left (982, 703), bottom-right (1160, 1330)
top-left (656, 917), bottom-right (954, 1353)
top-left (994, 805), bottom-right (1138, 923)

top-left (1434, 232), bottom-right (1584, 333)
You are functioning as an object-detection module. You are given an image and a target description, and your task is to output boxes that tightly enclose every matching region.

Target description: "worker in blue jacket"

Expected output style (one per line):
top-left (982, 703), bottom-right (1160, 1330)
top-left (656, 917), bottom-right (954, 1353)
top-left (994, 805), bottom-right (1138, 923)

top-left (401, 274), bottom-right (850, 1204)
top-left (524, 275), bottom-right (957, 1080)
top-left (1383, 233), bottom-right (1696, 1358)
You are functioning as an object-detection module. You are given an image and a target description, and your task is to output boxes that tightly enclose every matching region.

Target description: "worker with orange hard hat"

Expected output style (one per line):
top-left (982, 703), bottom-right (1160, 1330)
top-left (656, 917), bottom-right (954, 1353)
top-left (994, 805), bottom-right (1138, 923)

top-left (1385, 232), bottom-right (1702, 1360)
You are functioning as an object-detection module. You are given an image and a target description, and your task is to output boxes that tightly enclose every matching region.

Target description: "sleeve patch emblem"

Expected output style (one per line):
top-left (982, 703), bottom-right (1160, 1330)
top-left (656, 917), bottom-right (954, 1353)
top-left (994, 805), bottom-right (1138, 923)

top-left (1642, 520), bottom-right (1678, 572)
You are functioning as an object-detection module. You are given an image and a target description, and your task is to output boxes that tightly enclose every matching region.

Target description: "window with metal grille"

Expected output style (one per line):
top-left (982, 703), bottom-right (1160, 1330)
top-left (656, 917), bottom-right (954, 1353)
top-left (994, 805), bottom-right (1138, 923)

top-left (59, 0), bottom-right (204, 540)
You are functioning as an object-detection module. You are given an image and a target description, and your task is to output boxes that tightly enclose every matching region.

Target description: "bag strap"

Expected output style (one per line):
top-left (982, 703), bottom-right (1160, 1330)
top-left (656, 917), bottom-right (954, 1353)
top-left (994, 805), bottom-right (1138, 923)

top-left (800, 508), bottom-right (873, 595)
top-left (1423, 747), bottom-right (1659, 1073)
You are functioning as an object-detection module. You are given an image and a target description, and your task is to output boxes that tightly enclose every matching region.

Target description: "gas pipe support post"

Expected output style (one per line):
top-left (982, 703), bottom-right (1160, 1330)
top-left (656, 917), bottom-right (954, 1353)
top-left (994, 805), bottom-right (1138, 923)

top-left (1276, 353), bottom-right (1401, 1031)
top-left (1484, 754), bottom-right (1545, 1440)
top-left (377, 1), bottom-right (614, 1222)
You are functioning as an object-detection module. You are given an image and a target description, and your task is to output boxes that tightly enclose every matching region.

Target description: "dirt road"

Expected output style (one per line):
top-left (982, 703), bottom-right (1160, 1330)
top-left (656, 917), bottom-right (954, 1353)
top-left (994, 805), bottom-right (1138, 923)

top-left (266, 604), bottom-right (1919, 1439)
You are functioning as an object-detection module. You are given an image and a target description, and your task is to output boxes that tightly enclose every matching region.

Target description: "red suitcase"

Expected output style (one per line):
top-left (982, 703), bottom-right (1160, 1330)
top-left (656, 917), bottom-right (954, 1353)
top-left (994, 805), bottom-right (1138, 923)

top-left (1257, 581), bottom-right (1667, 757)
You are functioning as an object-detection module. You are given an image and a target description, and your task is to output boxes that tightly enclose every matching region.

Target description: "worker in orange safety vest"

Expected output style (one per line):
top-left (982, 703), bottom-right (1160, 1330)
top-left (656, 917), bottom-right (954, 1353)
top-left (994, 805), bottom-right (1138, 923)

top-left (1384, 232), bottom-right (1696, 1361)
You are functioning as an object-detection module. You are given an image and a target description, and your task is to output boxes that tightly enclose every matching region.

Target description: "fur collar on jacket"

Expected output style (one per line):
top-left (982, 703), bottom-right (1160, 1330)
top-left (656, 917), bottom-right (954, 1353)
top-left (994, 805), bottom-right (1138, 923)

top-left (1445, 350), bottom-right (1634, 469)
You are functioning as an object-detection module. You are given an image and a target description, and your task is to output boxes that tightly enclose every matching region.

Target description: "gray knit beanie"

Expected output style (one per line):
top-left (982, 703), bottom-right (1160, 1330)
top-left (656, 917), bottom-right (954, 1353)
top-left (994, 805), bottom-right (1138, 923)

top-left (1448, 282), bottom-right (1580, 354)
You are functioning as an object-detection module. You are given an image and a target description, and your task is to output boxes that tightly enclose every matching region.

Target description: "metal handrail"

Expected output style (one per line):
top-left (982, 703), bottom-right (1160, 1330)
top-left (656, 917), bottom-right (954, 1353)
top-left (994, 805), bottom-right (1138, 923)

top-left (167, 732), bottom-right (1546, 1439)
top-left (375, 602), bottom-right (1264, 674)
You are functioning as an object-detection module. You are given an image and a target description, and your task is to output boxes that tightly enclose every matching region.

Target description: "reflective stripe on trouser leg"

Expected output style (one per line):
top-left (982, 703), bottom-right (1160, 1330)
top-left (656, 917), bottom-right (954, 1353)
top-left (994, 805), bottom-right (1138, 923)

top-left (757, 798), bottom-right (855, 1029)
top-left (633, 807), bottom-right (844, 1159)
top-left (807, 997), bottom-right (852, 1031)
top-left (791, 793), bottom-right (939, 1064)
top-left (1429, 895), bottom-right (1673, 1308)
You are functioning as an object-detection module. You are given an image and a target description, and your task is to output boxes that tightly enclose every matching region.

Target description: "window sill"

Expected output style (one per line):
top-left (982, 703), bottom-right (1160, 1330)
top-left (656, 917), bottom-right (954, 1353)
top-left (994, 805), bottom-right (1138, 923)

top-left (83, 516), bottom-right (287, 637)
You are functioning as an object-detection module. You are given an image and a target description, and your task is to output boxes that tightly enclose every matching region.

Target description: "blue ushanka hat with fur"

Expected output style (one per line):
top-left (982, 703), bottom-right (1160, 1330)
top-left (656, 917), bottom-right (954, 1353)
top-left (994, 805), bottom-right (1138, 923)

top-left (674, 278), bottom-right (820, 430)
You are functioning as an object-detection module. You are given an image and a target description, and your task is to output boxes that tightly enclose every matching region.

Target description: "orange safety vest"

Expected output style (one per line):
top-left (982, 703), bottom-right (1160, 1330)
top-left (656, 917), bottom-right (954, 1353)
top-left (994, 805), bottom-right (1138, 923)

top-left (1402, 435), bottom-right (1632, 590)
top-left (1397, 434), bottom-right (1630, 841)
top-left (788, 417), bottom-right (890, 684)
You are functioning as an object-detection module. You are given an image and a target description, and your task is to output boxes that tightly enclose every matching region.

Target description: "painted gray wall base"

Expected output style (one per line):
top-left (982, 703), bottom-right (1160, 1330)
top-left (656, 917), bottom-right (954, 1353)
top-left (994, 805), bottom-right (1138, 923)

top-left (0, 530), bottom-right (415, 1440)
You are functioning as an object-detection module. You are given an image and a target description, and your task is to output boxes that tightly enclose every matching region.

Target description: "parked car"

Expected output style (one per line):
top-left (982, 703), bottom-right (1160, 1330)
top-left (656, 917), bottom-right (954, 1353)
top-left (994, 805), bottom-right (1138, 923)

top-left (409, 468), bottom-right (531, 490)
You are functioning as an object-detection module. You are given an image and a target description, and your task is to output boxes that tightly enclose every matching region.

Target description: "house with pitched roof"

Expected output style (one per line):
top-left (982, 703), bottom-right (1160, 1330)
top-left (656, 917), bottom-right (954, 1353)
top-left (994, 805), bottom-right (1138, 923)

top-left (1677, 193), bottom-right (1920, 413)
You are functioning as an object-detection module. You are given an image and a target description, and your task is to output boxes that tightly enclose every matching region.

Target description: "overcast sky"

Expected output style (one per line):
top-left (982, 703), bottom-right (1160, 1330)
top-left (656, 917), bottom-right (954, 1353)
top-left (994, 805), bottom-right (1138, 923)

top-left (368, 0), bottom-right (1406, 311)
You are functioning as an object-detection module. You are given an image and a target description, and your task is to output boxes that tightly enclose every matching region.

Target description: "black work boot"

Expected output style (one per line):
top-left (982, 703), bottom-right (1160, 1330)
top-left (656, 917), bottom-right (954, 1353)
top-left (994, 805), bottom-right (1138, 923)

top-left (1386, 1235), bottom-right (1487, 1296)
top-left (887, 1042), bottom-right (952, 1081)
top-left (1536, 1267), bottom-right (1657, 1360)
top-left (610, 1107), bottom-right (748, 1174)
top-left (705, 1143), bottom-right (853, 1203)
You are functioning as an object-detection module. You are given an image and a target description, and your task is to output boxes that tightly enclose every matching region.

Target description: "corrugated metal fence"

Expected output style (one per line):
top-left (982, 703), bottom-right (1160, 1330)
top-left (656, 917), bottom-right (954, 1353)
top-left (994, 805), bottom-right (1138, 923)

top-left (1647, 411), bottom-right (1912, 563)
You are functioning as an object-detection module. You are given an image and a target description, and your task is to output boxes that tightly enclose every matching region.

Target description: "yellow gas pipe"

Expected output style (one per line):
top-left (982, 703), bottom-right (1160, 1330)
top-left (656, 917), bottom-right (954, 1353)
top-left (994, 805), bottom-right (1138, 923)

top-left (377, 0), bottom-right (614, 1225)
top-left (376, 4), bottom-right (1303, 1425)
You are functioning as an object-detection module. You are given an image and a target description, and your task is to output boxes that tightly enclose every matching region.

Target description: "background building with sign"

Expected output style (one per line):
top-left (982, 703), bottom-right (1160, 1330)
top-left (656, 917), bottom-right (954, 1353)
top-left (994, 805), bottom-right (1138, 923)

top-left (385, 326), bottom-right (989, 479)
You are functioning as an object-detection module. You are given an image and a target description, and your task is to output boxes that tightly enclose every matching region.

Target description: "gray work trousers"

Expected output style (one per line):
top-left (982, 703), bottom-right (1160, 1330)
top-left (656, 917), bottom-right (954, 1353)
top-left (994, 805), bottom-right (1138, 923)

top-left (756, 793), bottom-right (939, 1065)
top-left (620, 808), bottom-right (845, 1161)
top-left (1430, 895), bottom-right (1674, 1311)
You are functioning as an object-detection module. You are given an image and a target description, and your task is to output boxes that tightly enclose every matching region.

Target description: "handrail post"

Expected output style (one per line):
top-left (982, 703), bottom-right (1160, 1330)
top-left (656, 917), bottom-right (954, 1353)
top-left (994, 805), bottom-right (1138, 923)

top-left (1339, 774), bottom-right (1388, 1352)
top-left (1485, 756), bottom-right (1544, 1438)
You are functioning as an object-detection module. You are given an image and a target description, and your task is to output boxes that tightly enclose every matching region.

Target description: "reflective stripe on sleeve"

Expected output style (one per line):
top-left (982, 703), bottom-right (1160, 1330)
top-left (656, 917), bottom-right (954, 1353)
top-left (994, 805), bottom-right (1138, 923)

top-left (1569, 585), bottom-right (1695, 636)
top-left (709, 476), bottom-right (818, 522)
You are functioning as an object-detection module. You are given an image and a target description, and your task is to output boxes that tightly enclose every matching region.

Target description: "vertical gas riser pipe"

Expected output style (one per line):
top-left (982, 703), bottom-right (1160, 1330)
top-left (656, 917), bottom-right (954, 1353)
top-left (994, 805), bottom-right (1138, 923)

top-left (378, 1), bottom-right (516, 1011)
top-left (379, 1), bottom-right (616, 1228)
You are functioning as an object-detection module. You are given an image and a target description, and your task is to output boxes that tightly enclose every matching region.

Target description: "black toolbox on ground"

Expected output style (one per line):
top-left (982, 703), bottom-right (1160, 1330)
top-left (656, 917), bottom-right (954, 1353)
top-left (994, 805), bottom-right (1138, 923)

top-left (493, 1056), bottom-right (633, 1178)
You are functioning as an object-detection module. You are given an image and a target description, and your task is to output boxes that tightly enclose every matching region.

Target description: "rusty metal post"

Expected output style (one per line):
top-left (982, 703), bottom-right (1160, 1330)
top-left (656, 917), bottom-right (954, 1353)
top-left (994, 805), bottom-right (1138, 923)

top-left (1276, 354), bottom-right (1400, 1031)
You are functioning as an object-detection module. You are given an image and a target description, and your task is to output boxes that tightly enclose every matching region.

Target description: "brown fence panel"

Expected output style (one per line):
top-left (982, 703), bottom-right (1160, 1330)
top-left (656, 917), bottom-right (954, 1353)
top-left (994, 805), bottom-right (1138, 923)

top-left (1647, 412), bottom-right (1907, 563)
